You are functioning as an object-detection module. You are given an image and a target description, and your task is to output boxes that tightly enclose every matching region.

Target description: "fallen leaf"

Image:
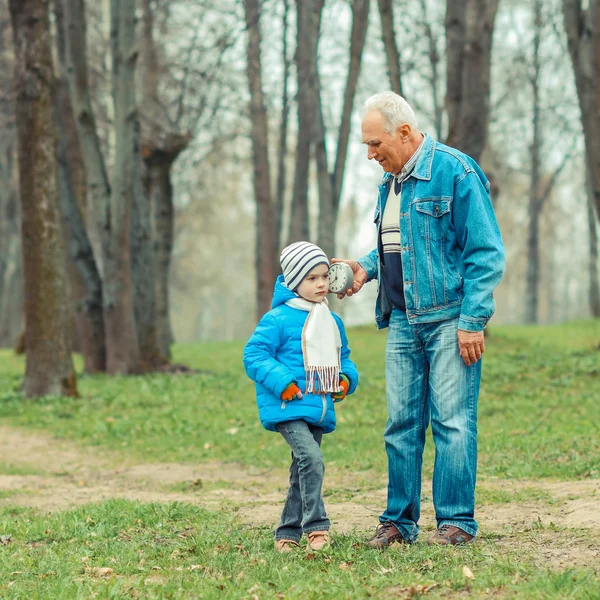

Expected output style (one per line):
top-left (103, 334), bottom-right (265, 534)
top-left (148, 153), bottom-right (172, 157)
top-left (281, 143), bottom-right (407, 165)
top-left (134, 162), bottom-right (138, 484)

top-left (462, 565), bottom-right (475, 579)
top-left (85, 567), bottom-right (114, 578)
top-left (226, 428), bottom-right (238, 435)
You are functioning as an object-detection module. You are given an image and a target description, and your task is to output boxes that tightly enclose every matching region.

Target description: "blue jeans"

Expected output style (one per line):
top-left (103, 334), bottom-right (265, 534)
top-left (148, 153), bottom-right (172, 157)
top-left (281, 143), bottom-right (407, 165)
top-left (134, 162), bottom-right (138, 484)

top-left (275, 420), bottom-right (330, 542)
top-left (381, 308), bottom-right (481, 541)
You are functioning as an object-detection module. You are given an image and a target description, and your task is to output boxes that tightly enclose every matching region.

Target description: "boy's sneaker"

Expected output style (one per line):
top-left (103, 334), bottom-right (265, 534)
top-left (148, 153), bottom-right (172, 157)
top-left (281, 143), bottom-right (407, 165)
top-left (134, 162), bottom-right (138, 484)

top-left (275, 539), bottom-right (299, 552)
top-left (427, 525), bottom-right (474, 546)
top-left (307, 530), bottom-right (330, 551)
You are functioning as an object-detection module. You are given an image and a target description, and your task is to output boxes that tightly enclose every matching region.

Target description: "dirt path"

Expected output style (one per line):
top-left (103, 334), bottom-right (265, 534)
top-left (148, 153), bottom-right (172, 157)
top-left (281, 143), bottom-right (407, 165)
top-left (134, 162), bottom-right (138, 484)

top-left (1, 425), bottom-right (598, 569)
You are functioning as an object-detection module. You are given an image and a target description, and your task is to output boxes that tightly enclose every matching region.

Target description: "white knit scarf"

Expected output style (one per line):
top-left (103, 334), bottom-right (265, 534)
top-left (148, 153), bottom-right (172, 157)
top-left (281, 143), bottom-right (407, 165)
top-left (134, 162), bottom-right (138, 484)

top-left (285, 296), bottom-right (342, 394)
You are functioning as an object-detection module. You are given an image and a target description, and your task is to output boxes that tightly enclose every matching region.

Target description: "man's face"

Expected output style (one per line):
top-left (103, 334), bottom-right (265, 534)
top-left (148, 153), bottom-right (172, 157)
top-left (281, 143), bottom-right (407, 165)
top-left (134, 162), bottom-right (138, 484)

top-left (361, 110), bottom-right (407, 174)
top-left (296, 263), bottom-right (329, 303)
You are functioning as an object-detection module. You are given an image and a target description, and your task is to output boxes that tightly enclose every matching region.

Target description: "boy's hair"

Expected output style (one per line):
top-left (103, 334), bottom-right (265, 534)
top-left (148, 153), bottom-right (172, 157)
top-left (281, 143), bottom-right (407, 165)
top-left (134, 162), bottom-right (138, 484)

top-left (280, 241), bottom-right (329, 291)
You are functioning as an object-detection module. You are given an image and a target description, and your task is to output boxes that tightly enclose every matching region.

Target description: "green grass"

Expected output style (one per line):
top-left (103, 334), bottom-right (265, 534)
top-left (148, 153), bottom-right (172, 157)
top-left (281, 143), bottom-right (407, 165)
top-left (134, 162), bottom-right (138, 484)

top-left (0, 500), bottom-right (598, 599)
top-left (0, 321), bottom-right (599, 598)
top-left (0, 463), bottom-right (43, 476)
top-left (0, 321), bottom-right (598, 482)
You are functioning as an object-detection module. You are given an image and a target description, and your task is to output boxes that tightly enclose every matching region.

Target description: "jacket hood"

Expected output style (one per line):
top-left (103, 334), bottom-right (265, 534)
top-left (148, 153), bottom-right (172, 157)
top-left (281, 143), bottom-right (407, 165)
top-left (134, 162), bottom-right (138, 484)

top-left (272, 274), bottom-right (297, 308)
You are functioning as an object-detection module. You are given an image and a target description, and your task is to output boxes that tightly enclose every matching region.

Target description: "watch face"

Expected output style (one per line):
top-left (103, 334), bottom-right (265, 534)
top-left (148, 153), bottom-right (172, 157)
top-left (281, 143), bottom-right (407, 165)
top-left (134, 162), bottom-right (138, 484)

top-left (328, 263), bottom-right (351, 293)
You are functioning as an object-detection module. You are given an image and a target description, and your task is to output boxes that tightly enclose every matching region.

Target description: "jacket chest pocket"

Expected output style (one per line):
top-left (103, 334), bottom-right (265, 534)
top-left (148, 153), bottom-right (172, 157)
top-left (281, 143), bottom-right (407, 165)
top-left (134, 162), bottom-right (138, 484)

top-left (415, 199), bottom-right (451, 242)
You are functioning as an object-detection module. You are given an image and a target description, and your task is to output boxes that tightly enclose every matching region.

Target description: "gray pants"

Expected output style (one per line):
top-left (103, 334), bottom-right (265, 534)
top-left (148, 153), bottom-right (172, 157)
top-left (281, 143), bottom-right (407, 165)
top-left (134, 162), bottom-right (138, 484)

top-left (274, 420), bottom-right (330, 542)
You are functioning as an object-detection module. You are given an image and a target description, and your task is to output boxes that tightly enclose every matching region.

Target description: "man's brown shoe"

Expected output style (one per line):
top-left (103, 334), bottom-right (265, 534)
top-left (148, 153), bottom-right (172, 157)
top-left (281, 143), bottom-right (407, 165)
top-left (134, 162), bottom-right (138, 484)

top-left (366, 521), bottom-right (406, 549)
top-left (427, 525), bottom-right (474, 546)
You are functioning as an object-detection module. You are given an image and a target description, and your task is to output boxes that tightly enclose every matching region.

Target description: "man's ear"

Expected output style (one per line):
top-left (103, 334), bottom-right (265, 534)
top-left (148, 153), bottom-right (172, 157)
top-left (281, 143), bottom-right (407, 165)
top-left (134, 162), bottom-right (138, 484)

top-left (396, 123), bottom-right (412, 142)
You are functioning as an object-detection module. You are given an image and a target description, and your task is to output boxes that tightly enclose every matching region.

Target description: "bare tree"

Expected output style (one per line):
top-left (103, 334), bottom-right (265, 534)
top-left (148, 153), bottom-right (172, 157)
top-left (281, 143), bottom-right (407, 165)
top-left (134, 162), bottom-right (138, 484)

top-left (587, 179), bottom-right (600, 316)
top-left (316, 0), bottom-right (370, 260)
top-left (0, 140), bottom-right (22, 348)
top-left (563, 0), bottom-right (600, 315)
top-left (445, 0), bottom-right (499, 162)
top-left (62, 0), bottom-right (141, 373)
top-left (8, 0), bottom-right (77, 396)
top-left (274, 0), bottom-right (291, 271)
top-left (0, 0), bottom-right (23, 348)
top-left (563, 0), bottom-right (600, 223)
top-left (289, 0), bottom-right (323, 244)
top-left (377, 0), bottom-right (404, 96)
top-left (54, 0), bottom-right (106, 372)
top-left (243, 0), bottom-right (277, 319)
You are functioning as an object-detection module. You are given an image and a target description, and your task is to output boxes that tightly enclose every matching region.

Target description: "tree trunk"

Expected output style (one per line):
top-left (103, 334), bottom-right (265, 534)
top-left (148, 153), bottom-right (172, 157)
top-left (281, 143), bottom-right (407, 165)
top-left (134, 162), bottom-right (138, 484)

top-left (377, 0), bottom-right (404, 96)
top-left (317, 0), bottom-right (370, 260)
top-left (445, 0), bottom-right (499, 162)
top-left (563, 0), bottom-right (600, 224)
top-left (141, 135), bottom-right (190, 360)
top-left (9, 0), bottom-right (77, 397)
top-left (274, 0), bottom-right (291, 275)
top-left (131, 155), bottom-right (164, 370)
top-left (54, 0), bottom-right (106, 372)
top-left (244, 0), bottom-right (277, 319)
top-left (0, 142), bottom-right (22, 348)
top-left (289, 0), bottom-right (324, 245)
top-left (104, 0), bottom-right (141, 373)
top-left (525, 0), bottom-right (542, 325)
top-left (138, 0), bottom-right (191, 355)
top-left (588, 178), bottom-right (600, 316)
top-left (148, 154), bottom-right (174, 358)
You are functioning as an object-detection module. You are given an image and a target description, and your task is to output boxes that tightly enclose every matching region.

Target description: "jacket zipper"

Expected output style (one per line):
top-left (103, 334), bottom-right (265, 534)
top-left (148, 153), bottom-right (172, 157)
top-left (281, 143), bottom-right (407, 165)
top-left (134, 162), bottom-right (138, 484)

top-left (317, 394), bottom-right (327, 424)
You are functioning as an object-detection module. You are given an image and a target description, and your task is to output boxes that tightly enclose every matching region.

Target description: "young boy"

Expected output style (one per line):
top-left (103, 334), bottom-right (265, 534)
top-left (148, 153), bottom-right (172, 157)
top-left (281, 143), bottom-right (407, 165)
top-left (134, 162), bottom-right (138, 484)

top-left (243, 241), bottom-right (358, 552)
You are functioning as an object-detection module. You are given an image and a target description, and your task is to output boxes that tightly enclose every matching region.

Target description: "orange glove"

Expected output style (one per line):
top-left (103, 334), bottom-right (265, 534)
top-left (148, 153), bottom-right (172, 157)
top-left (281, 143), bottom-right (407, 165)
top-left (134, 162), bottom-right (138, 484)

top-left (332, 374), bottom-right (350, 403)
top-left (281, 383), bottom-right (302, 401)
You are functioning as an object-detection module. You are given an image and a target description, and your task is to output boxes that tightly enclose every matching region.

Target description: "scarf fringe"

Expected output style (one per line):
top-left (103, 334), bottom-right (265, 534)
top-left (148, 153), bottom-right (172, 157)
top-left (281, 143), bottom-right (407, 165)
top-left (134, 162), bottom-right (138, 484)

top-left (305, 362), bottom-right (342, 394)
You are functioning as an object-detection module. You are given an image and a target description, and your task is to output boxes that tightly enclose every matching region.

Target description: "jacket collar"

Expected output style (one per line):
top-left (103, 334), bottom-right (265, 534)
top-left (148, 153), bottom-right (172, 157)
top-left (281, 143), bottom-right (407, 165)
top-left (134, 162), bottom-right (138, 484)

top-left (379, 133), bottom-right (435, 187)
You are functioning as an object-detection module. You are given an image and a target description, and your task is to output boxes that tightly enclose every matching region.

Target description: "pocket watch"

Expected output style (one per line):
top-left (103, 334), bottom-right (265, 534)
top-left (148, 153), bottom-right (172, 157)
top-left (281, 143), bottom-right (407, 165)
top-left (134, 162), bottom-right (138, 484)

top-left (328, 262), bottom-right (355, 294)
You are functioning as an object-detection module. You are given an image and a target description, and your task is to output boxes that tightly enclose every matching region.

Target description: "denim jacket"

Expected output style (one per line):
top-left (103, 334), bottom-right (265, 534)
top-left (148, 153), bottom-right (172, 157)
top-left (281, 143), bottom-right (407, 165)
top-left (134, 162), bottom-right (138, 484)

top-left (358, 134), bottom-right (506, 332)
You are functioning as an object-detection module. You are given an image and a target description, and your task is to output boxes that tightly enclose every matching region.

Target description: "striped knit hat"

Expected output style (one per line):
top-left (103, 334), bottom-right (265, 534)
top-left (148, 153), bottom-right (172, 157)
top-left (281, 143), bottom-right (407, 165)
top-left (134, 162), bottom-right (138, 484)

top-left (280, 241), bottom-right (330, 291)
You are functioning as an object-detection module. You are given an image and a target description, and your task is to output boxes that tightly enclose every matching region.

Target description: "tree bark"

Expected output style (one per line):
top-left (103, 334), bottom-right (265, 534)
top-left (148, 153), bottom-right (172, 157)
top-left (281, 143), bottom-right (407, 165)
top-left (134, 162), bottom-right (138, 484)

top-left (9, 0), bottom-right (77, 397)
top-left (377, 0), bottom-right (404, 96)
top-left (244, 0), bottom-right (277, 319)
top-left (445, 0), bottom-right (499, 162)
top-left (54, 0), bottom-right (106, 372)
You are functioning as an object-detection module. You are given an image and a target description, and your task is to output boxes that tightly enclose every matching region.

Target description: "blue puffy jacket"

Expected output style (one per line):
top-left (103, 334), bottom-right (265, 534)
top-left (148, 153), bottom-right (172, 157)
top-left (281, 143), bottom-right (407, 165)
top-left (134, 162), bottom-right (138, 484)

top-left (243, 275), bottom-right (358, 433)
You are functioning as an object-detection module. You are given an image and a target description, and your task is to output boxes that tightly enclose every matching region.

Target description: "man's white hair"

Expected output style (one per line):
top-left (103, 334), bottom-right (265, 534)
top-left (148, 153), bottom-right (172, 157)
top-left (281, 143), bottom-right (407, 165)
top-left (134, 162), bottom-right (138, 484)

top-left (362, 92), bottom-right (418, 134)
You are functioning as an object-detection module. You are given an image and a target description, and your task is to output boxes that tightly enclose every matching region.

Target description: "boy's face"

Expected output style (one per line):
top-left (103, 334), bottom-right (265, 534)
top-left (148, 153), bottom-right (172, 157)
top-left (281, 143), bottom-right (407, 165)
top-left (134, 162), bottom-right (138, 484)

top-left (296, 263), bottom-right (329, 303)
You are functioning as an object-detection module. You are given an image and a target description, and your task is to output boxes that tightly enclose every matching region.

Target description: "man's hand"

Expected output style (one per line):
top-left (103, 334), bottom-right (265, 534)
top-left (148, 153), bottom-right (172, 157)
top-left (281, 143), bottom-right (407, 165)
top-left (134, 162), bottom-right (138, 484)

top-left (457, 329), bottom-right (485, 366)
top-left (331, 258), bottom-right (368, 298)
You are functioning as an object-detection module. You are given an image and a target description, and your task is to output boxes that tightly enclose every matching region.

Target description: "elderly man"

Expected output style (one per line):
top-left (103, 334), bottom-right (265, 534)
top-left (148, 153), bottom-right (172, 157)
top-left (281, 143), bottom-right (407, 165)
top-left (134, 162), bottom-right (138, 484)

top-left (336, 92), bottom-right (505, 546)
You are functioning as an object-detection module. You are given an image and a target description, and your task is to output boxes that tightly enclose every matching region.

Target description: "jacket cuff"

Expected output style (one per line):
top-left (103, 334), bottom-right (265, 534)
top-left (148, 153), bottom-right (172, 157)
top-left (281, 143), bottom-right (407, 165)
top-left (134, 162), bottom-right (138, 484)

top-left (458, 315), bottom-right (488, 332)
top-left (357, 253), bottom-right (378, 282)
top-left (274, 376), bottom-right (296, 398)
